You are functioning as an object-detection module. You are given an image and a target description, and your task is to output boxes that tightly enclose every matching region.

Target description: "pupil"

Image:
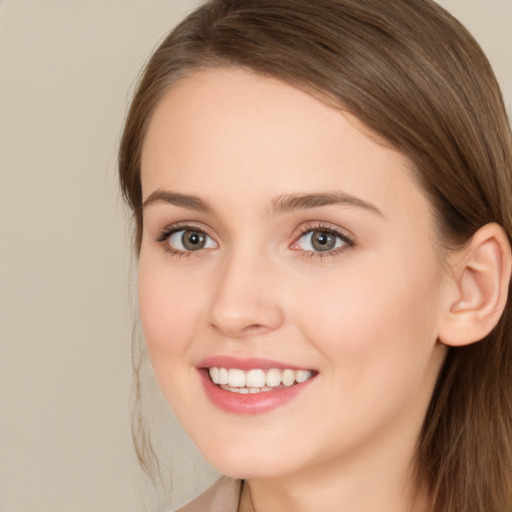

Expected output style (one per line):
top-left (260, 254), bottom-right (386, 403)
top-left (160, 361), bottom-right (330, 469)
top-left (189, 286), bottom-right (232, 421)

top-left (183, 231), bottom-right (205, 250)
top-left (312, 231), bottom-right (335, 251)
top-left (189, 233), bottom-right (200, 244)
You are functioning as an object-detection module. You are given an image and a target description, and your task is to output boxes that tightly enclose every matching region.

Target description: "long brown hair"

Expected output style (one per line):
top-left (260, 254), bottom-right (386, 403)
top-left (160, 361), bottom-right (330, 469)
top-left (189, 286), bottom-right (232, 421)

top-left (119, 1), bottom-right (512, 510)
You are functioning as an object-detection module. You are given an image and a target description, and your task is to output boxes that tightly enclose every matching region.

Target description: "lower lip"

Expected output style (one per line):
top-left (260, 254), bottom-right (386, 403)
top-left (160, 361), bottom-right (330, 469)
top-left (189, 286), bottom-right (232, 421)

top-left (198, 369), bottom-right (316, 415)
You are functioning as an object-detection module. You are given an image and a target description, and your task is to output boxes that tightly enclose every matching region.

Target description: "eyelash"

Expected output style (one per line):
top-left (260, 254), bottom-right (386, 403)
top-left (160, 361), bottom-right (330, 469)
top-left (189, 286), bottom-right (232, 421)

top-left (154, 222), bottom-right (355, 259)
top-left (292, 223), bottom-right (355, 259)
top-left (154, 223), bottom-right (214, 258)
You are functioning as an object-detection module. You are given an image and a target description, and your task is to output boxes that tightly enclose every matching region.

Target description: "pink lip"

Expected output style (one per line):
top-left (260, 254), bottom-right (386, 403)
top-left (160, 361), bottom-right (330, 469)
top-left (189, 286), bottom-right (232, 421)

top-left (196, 356), bottom-right (313, 371)
top-left (196, 357), bottom-right (317, 415)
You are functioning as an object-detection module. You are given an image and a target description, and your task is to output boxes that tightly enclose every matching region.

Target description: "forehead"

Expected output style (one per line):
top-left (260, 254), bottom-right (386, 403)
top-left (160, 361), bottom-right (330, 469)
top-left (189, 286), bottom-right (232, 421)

top-left (140, 67), bottom-right (431, 224)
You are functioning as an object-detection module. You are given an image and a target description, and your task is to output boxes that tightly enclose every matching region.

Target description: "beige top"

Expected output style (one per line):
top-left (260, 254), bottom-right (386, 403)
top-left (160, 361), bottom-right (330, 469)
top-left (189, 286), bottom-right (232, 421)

top-left (178, 477), bottom-right (244, 512)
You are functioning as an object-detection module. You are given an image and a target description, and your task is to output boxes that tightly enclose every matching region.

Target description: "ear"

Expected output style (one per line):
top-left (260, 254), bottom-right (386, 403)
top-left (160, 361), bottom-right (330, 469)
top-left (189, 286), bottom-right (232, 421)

top-left (438, 222), bottom-right (511, 347)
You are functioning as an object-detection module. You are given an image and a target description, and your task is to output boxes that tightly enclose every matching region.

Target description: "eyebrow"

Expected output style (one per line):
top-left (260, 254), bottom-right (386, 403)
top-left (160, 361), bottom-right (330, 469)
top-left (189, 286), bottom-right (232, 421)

top-left (271, 191), bottom-right (384, 217)
top-left (142, 190), bottom-right (212, 213)
top-left (142, 189), bottom-right (383, 217)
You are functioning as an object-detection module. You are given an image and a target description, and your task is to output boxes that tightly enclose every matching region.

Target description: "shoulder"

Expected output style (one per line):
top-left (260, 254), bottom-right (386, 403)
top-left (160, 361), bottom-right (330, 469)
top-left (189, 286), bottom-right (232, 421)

top-left (176, 476), bottom-right (243, 512)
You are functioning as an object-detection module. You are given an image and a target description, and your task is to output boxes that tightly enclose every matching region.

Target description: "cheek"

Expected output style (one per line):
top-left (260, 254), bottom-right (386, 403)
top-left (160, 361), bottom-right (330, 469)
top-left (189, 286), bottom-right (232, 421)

top-left (137, 255), bottom-right (202, 363)
top-left (137, 256), bottom-right (210, 419)
top-left (288, 256), bottom-right (446, 443)
top-left (293, 252), bottom-right (443, 380)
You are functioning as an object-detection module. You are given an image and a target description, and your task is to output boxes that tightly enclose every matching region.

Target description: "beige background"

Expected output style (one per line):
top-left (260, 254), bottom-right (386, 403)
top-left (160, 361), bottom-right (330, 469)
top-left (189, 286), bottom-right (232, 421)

top-left (1, 1), bottom-right (511, 511)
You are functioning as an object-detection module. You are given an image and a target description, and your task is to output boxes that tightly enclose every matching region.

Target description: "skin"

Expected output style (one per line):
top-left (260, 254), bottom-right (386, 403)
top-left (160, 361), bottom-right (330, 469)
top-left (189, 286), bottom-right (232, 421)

top-left (138, 68), bottom-right (453, 512)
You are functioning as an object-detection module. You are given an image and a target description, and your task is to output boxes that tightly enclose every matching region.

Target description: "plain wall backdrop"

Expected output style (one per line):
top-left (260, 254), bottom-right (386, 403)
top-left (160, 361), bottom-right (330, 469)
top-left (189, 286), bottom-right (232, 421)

top-left (0, 1), bottom-right (511, 511)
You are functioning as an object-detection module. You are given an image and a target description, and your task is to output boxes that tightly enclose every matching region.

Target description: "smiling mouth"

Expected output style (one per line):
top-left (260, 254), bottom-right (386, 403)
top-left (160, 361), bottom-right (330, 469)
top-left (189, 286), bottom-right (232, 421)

top-left (208, 367), bottom-right (315, 394)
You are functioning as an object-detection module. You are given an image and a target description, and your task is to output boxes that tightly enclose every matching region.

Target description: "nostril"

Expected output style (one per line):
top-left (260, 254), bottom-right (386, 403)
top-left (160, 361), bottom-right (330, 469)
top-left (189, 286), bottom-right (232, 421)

top-left (241, 324), bottom-right (268, 335)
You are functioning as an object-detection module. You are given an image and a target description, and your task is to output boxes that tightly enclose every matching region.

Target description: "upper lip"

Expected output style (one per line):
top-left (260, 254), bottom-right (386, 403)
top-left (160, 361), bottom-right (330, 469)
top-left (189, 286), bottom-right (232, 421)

top-left (196, 356), bottom-right (315, 371)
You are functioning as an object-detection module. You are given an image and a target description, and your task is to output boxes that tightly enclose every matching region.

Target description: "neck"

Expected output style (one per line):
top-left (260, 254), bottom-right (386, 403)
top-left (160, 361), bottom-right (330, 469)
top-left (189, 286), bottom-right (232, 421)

top-left (241, 471), bottom-right (427, 512)
top-left (238, 415), bottom-right (429, 512)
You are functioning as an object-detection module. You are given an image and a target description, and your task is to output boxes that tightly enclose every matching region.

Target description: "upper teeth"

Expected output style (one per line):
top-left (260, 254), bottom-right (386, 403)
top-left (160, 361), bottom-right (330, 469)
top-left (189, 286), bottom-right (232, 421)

top-left (208, 367), bottom-right (313, 388)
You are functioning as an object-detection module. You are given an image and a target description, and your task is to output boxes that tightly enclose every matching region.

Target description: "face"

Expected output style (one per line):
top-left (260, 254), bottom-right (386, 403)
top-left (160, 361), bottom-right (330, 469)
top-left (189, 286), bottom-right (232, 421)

top-left (138, 68), bottom-right (449, 481)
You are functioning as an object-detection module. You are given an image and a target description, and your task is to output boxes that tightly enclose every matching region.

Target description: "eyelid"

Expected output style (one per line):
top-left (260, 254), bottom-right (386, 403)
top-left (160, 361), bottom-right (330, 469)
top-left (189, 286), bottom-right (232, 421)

top-left (154, 222), bottom-right (218, 255)
top-left (152, 220), bottom-right (355, 258)
top-left (290, 222), bottom-right (356, 256)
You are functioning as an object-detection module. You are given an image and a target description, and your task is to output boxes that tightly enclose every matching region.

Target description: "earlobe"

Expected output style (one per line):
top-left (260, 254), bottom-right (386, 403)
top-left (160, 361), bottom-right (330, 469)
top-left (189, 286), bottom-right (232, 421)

top-left (439, 223), bottom-right (511, 347)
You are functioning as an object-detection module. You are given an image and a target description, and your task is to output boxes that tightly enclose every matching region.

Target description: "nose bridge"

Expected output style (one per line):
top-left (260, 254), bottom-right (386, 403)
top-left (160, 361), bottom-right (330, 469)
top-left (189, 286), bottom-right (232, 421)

top-left (208, 242), bottom-right (284, 338)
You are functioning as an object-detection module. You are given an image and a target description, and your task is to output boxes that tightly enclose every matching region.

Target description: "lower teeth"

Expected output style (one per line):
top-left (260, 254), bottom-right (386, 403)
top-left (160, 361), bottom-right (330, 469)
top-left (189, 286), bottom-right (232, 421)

top-left (220, 384), bottom-right (273, 394)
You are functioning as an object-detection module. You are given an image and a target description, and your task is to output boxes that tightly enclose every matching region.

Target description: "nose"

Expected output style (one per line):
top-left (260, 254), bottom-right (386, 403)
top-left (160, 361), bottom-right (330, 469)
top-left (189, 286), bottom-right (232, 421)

top-left (208, 249), bottom-right (285, 339)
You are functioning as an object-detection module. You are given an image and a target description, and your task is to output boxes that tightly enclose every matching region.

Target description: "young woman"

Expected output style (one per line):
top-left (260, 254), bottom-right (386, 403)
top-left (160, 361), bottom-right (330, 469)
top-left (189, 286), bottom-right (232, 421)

top-left (118, 1), bottom-right (512, 511)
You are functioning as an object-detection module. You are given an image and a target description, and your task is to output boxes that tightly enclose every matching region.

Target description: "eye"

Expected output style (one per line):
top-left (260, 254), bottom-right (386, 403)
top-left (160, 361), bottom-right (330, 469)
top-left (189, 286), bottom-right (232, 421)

top-left (166, 228), bottom-right (217, 252)
top-left (291, 227), bottom-right (353, 254)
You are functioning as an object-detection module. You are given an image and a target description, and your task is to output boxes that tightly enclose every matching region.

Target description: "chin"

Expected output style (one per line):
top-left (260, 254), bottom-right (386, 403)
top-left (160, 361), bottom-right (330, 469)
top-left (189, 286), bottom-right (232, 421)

top-left (196, 434), bottom-right (302, 480)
